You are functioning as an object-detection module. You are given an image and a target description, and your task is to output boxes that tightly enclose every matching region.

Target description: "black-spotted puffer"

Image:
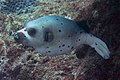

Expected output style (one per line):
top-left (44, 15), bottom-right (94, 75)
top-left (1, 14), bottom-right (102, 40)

top-left (14, 16), bottom-right (110, 59)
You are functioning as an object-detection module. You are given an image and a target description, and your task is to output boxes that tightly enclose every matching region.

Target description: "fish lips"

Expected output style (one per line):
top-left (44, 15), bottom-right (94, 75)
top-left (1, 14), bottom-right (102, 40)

top-left (14, 32), bottom-right (26, 44)
top-left (14, 28), bottom-right (29, 45)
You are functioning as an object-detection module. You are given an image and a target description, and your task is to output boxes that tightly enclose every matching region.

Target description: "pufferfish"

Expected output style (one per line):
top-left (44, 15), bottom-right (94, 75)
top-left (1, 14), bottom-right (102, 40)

top-left (14, 15), bottom-right (110, 59)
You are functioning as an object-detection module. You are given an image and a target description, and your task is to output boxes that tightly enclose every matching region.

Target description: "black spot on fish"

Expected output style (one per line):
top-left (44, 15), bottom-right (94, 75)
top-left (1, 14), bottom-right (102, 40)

top-left (48, 51), bottom-right (51, 53)
top-left (62, 44), bottom-right (65, 47)
top-left (68, 46), bottom-right (70, 48)
top-left (68, 35), bottom-right (71, 38)
top-left (79, 39), bottom-right (80, 41)
top-left (59, 30), bottom-right (61, 32)
top-left (46, 20), bottom-right (48, 21)
top-left (80, 32), bottom-right (82, 34)
top-left (24, 29), bottom-right (27, 31)
top-left (75, 32), bottom-right (77, 34)
top-left (46, 46), bottom-right (49, 48)
top-left (56, 18), bottom-right (59, 20)
top-left (59, 46), bottom-right (61, 48)
top-left (90, 35), bottom-right (93, 37)
top-left (61, 23), bottom-right (63, 25)
top-left (42, 26), bottom-right (44, 28)
top-left (60, 50), bottom-right (62, 52)
top-left (71, 47), bottom-right (74, 49)
top-left (76, 40), bottom-right (78, 42)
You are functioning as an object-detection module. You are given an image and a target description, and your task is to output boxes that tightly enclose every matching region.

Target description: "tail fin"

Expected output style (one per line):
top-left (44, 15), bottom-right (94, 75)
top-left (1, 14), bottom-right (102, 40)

top-left (82, 33), bottom-right (110, 59)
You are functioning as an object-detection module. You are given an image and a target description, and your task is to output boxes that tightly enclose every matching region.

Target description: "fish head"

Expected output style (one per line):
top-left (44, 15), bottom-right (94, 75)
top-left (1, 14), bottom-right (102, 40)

top-left (14, 18), bottom-right (47, 47)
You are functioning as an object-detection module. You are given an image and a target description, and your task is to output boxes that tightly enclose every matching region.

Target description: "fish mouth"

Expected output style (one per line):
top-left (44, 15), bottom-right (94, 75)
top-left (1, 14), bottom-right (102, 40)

top-left (14, 32), bottom-right (28, 45)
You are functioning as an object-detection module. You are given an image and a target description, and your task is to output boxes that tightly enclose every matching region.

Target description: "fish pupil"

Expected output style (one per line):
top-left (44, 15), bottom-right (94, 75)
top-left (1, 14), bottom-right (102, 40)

top-left (28, 28), bottom-right (36, 37)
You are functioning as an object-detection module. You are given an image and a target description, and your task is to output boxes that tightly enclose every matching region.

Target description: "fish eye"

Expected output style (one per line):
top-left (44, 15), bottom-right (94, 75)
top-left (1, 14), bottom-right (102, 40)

top-left (28, 28), bottom-right (36, 37)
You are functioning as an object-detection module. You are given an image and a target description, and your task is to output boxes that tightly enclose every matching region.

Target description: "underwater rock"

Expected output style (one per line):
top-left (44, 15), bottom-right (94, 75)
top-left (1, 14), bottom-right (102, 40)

top-left (0, 0), bottom-right (39, 14)
top-left (0, 12), bottom-right (4, 20)
top-left (0, 12), bottom-right (5, 32)
top-left (0, 39), bottom-right (7, 56)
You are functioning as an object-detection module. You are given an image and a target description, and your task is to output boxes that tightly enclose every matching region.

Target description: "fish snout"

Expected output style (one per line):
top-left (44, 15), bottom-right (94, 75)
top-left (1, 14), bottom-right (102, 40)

top-left (14, 32), bottom-right (25, 43)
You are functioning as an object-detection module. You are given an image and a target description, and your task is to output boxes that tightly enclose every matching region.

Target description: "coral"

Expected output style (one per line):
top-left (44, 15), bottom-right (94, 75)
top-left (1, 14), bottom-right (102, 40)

top-left (0, 0), bottom-right (39, 14)
top-left (0, 12), bottom-right (5, 32)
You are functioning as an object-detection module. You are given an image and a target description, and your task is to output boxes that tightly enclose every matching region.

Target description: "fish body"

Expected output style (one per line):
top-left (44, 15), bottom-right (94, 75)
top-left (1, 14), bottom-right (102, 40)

top-left (14, 16), bottom-right (110, 59)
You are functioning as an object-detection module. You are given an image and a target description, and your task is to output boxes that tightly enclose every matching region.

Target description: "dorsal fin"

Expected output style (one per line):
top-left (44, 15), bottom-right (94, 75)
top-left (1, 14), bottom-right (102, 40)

top-left (75, 20), bottom-right (90, 33)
